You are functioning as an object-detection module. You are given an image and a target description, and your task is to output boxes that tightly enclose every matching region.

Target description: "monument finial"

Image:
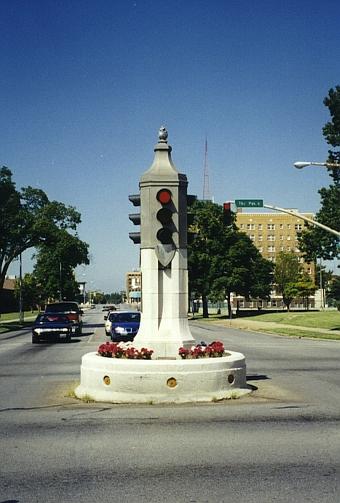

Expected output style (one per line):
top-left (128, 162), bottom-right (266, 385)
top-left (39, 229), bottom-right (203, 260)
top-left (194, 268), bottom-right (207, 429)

top-left (158, 125), bottom-right (168, 143)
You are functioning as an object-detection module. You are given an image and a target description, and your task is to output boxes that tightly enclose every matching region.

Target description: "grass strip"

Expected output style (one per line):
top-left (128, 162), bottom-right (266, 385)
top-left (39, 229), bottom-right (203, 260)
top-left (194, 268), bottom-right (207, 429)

top-left (253, 326), bottom-right (340, 340)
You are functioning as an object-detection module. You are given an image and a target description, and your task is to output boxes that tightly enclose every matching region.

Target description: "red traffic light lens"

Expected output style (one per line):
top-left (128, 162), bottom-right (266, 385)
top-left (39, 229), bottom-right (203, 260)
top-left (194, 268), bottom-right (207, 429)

top-left (157, 189), bottom-right (172, 205)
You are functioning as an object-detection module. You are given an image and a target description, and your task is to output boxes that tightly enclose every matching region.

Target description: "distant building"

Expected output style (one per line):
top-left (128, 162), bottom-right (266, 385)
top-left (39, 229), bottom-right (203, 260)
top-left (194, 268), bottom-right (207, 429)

top-left (126, 270), bottom-right (141, 305)
top-left (0, 277), bottom-right (17, 313)
top-left (235, 209), bottom-right (317, 309)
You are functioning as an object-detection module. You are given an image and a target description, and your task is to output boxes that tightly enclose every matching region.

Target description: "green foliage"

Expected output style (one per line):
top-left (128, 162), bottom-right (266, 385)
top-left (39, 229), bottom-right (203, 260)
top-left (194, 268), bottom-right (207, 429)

top-left (33, 230), bottom-right (89, 301)
top-left (274, 253), bottom-right (317, 310)
top-left (104, 292), bottom-right (123, 304)
top-left (274, 252), bottom-right (301, 310)
top-left (0, 167), bottom-right (87, 289)
top-left (327, 276), bottom-right (340, 310)
top-left (299, 87), bottom-right (340, 261)
top-left (14, 273), bottom-right (41, 310)
top-left (0, 167), bottom-right (89, 296)
top-left (188, 200), bottom-right (273, 316)
top-left (323, 85), bottom-right (340, 185)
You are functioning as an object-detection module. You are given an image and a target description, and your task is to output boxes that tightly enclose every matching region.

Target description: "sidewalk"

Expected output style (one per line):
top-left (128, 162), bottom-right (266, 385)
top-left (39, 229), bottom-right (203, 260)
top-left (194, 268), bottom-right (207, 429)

top-left (208, 317), bottom-right (340, 338)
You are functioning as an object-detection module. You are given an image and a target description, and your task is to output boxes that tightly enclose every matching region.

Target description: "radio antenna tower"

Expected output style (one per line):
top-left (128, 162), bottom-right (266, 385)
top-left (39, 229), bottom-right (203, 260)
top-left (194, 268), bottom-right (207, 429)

top-left (202, 137), bottom-right (212, 200)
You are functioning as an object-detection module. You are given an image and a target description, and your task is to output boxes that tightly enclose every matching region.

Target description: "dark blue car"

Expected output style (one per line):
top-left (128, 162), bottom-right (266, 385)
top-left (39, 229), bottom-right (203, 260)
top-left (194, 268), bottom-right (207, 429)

top-left (32, 313), bottom-right (73, 344)
top-left (109, 311), bottom-right (140, 342)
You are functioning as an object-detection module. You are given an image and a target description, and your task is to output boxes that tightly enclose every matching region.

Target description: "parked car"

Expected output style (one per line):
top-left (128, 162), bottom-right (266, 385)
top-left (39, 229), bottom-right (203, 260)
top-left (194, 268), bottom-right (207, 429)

top-left (109, 311), bottom-right (140, 342)
top-left (32, 313), bottom-right (73, 343)
top-left (102, 305), bottom-right (116, 312)
top-left (104, 311), bottom-right (117, 335)
top-left (44, 301), bottom-right (83, 335)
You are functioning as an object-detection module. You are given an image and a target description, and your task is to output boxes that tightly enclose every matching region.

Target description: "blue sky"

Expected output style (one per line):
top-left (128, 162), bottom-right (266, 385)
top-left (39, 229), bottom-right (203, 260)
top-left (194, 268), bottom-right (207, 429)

top-left (2, 0), bottom-right (339, 292)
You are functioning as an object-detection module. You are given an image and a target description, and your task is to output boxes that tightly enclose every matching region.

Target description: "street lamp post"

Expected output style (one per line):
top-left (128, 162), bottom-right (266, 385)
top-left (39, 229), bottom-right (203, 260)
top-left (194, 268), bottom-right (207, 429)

top-left (294, 161), bottom-right (340, 169)
top-left (19, 253), bottom-right (24, 324)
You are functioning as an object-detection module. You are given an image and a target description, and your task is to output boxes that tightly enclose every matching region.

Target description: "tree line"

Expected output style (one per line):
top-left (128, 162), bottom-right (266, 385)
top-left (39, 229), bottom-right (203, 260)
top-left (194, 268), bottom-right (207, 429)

top-left (0, 167), bottom-right (89, 309)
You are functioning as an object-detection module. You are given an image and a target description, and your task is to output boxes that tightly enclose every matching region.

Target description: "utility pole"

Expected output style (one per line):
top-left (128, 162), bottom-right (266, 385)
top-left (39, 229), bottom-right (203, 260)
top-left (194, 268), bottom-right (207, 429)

top-left (202, 137), bottom-right (211, 201)
top-left (19, 253), bottom-right (24, 324)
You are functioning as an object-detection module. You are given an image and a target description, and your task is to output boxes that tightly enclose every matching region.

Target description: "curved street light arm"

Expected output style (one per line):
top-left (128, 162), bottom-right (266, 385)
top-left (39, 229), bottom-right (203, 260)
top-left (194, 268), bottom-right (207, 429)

top-left (263, 204), bottom-right (340, 238)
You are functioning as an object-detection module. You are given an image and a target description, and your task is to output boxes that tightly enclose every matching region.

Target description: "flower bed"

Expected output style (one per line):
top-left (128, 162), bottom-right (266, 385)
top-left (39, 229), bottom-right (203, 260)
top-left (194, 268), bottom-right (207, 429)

top-left (97, 341), bottom-right (225, 360)
top-left (178, 341), bottom-right (225, 359)
top-left (97, 341), bottom-right (153, 360)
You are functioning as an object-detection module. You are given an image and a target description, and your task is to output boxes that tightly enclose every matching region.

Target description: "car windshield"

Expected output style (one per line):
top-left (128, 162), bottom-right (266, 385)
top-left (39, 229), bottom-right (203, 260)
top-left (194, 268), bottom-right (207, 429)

top-left (45, 303), bottom-right (79, 313)
top-left (111, 312), bottom-right (140, 323)
top-left (36, 314), bottom-right (70, 323)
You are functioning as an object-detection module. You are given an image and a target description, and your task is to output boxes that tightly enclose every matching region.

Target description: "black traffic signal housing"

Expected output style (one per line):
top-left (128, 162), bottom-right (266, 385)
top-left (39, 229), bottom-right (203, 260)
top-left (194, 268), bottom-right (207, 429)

top-left (156, 188), bottom-right (174, 245)
top-left (128, 193), bottom-right (141, 244)
top-left (223, 202), bottom-right (232, 226)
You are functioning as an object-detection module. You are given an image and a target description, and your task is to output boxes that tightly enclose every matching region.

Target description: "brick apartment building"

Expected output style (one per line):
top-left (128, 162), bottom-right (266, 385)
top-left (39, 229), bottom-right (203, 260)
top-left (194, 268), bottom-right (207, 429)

top-left (235, 209), bottom-right (317, 309)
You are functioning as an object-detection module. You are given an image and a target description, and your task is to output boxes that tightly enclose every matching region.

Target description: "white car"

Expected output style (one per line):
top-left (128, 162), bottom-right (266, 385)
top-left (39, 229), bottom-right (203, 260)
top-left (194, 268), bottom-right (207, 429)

top-left (104, 310), bottom-right (117, 335)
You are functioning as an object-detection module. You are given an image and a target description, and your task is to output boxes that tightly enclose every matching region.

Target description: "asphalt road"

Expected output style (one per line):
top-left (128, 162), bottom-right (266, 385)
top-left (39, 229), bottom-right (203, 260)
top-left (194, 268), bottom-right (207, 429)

top-left (0, 306), bottom-right (339, 502)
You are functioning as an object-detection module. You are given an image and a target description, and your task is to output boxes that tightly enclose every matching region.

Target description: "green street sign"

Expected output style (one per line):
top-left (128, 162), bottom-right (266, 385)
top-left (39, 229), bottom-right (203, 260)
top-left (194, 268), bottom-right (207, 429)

top-left (235, 199), bottom-right (263, 208)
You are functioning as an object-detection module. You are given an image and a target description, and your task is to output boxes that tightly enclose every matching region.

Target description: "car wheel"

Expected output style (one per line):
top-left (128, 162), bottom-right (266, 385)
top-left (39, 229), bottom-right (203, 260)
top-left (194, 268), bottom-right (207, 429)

top-left (32, 336), bottom-right (39, 344)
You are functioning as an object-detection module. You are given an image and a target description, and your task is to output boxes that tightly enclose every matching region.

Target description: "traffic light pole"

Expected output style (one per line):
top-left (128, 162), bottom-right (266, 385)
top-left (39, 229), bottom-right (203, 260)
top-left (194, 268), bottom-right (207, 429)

top-left (232, 199), bottom-right (340, 238)
top-left (263, 204), bottom-right (340, 238)
top-left (132, 127), bottom-right (195, 358)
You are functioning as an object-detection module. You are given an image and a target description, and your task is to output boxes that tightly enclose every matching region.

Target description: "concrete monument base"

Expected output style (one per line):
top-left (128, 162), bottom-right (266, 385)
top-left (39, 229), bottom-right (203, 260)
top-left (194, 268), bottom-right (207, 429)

top-left (75, 350), bottom-right (251, 404)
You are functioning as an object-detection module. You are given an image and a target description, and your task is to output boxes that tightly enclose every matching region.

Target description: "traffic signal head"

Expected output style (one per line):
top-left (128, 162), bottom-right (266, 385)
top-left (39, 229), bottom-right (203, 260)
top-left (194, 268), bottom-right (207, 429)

top-left (128, 193), bottom-right (141, 244)
top-left (156, 188), bottom-right (174, 245)
top-left (223, 202), bottom-right (232, 226)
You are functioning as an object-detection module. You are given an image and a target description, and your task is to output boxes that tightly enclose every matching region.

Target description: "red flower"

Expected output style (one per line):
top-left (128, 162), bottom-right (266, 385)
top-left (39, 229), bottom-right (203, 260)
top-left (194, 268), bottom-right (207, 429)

top-left (178, 341), bottom-right (225, 359)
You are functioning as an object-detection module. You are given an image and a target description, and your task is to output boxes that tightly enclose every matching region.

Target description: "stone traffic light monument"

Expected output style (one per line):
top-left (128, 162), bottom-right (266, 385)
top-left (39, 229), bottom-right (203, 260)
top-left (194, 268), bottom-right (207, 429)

top-left (75, 127), bottom-right (249, 403)
top-left (132, 126), bottom-right (195, 358)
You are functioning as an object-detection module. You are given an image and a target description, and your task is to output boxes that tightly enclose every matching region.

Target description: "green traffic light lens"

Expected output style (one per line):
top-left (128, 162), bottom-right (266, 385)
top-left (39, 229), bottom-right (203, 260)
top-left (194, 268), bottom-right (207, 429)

top-left (157, 228), bottom-right (173, 244)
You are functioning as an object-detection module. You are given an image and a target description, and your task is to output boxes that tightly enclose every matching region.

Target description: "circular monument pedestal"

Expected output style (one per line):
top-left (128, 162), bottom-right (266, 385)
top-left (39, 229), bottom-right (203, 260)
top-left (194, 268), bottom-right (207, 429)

top-left (75, 350), bottom-right (251, 404)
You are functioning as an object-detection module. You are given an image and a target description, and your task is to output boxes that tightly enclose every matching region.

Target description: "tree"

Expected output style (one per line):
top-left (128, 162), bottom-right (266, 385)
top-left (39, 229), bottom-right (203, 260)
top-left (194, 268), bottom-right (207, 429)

top-left (188, 200), bottom-right (226, 317)
top-left (0, 167), bottom-right (87, 292)
top-left (188, 200), bottom-right (273, 317)
top-left (33, 229), bottom-right (89, 302)
top-left (14, 273), bottom-right (41, 311)
top-left (210, 233), bottom-right (273, 315)
top-left (299, 86), bottom-right (340, 261)
top-left (274, 252), bottom-right (302, 310)
top-left (292, 277), bottom-right (317, 310)
top-left (327, 276), bottom-right (340, 310)
top-left (105, 292), bottom-right (123, 304)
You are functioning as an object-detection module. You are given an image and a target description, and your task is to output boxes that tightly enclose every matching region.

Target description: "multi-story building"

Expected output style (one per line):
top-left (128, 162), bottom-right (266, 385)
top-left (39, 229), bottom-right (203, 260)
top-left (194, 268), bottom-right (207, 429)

top-left (126, 270), bottom-right (141, 305)
top-left (235, 209), bottom-right (316, 308)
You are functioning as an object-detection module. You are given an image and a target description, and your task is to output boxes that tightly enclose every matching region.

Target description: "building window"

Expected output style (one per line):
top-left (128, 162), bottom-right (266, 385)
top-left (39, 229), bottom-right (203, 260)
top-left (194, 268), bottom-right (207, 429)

top-left (267, 245), bottom-right (275, 252)
top-left (267, 235), bottom-right (275, 241)
top-left (247, 223), bottom-right (255, 230)
top-left (249, 234), bottom-right (255, 241)
top-left (280, 235), bottom-right (284, 240)
top-left (287, 235), bottom-right (291, 240)
top-left (280, 223), bottom-right (284, 229)
top-left (258, 235), bottom-right (263, 241)
top-left (267, 223), bottom-right (275, 230)
top-left (239, 223), bottom-right (244, 229)
top-left (287, 224), bottom-right (291, 229)
top-left (295, 224), bottom-right (302, 230)
top-left (258, 247), bottom-right (263, 252)
top-left (258, 224), bottom-right (263, 230)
